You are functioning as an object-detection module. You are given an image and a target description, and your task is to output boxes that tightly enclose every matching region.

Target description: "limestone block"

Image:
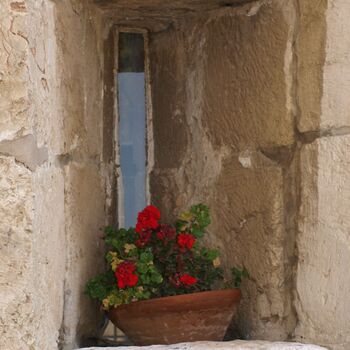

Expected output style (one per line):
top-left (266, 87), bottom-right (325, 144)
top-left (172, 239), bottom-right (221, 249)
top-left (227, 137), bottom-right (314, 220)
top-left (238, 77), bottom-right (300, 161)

top-left (31, 165), bottom-right (66, 348)
top-left (296, 135), bottom-right (350, 349)
top-left (0, 0), bottom-right (30, 141)
top-left (205, 153), bottom-right (294, 340)
top-left (25, 0), bottom-right (65, 154)
top-left (150, 28), bottom-right (188, 169)
top-left (62, 162), bottom-right (106, 348)
top-left (320, 0), bottom-right (350, 130)
top-left (53, 0), bottom-right (103, 157)
top-left (296, 0), bottom-right (327, 133)
top-left (201, 1), bottom-right (295, 150)
top-left (0, 156), bottom-right (34, 349)
top-left (80, 340), bottom-right (327, 350)
top-left (298, 0), bottom-right (350, 132)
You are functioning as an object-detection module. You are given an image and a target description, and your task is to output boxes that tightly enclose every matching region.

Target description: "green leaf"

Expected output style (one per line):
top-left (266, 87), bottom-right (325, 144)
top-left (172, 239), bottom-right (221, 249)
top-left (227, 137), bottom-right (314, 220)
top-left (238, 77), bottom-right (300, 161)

top-left (205, 249), bottom-right (219, 261)
top-left (140, 250), bottom-right (153, 262)
top-left (151, 273), bottom-right (163, 284)
top-left (231, 267), bottom-right (249, 288)
top-left (190, 204), bottom-right (211, 229)
top-left (136, 263), bottom-right (148, 274)
top-left (192, 227), bottom-right (204, 238)
top-left (85, 271), bottom-right (115, 301)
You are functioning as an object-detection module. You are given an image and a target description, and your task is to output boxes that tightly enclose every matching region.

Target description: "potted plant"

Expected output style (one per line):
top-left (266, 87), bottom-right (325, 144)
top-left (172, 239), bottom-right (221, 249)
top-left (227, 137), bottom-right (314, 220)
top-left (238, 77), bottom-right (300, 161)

top-left (85, 204), bottom-right (248, 346)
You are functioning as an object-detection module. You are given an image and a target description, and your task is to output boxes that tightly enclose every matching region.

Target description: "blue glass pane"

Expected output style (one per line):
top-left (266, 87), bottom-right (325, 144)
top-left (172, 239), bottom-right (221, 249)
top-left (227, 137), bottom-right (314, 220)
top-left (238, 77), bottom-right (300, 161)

top-left (118, 73), bottom-right (147, 228)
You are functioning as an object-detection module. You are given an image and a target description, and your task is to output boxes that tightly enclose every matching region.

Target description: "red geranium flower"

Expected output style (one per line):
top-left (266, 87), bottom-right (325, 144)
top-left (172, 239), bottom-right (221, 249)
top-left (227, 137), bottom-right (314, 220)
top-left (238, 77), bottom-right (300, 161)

top-left (180, 274), bottom-right (197, 286)
top-left (115, 261), bottom-right (138, 289)
top-left (157, 224), bottom-right (176, 241)
top-left (135, 230), bottom-right (152, 247)
top-left (177, 233), bottom-right (196, 250)
top-left (136, 205), bottom-right (161, 233)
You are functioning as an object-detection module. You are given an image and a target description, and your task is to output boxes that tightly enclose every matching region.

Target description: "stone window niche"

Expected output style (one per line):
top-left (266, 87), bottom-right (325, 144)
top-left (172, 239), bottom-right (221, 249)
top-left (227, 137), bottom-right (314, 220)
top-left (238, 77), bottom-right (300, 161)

top-left (3, 0), bottom-right (350, 349)
top-left (102, 2), bottom-right (299, 346)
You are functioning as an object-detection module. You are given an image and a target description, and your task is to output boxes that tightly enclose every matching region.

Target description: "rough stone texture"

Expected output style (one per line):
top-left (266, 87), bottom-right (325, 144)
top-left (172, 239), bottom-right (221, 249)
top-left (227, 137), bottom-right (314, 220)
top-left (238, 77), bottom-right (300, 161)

top-left (94, 0), bottom-right (255, 31)
top-left (297, 0), bottom-right (350, 133)
top-left (0, 0), bottom-right (106, 349)
top-left (296, 0), bottom-right (327, 133)
top-left (295, 135), bottom-right (350, 350)
top-left (2, 0), bottom-right (350, 349)
top-left (52, 2), bottom-right (106, 346)
top-left (0, 156), bottom-right (35, 349)
top-left (0, 135), bottom-right (48, 170)
top-left (94, 0), bottom-right (249, 10)
top-left (63, 163), bottom-right (106, 348)
top-left (80, 340), bottom-right (327, 350)
top-left (294, 1), bottom-right (350, 349)
top-left (0, 0), bottom-right (30, 142)
top-left (202, 3), bottom-right (295, 150)
top-left (320, 0), bottom-right (350, 131)
top-left (150, 0), bottom-right (297, 341)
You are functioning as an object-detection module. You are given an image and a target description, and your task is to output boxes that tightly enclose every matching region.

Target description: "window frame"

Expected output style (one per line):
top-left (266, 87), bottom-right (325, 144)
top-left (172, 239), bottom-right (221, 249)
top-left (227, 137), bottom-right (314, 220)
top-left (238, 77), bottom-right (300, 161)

top-left (113, 27), bottom-right (154, 228)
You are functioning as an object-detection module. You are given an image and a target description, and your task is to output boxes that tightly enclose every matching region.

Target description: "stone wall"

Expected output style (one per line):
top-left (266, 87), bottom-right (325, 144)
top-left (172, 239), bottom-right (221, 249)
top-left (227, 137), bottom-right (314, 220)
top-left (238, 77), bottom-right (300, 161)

top-left (295, 1), bottom-right (350, 349)
top-left (2, 0), bottom-right (350, 349)
top-left (0, 0), bottom-right (106, 349)
top-left (150, 0), bottom-right (350, 349)
top-left (150, 0), bottom-right (298, 341)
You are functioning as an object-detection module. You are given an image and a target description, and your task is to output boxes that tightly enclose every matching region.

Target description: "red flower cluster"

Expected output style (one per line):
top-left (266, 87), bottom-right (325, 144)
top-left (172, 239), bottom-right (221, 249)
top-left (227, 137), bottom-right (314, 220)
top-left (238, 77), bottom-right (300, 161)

top-left (180, 274), bottom-right (198, 286)
top-left (177, 233), bottom-right (196, 250)
top-left (136, 230), bottom-right (152, 248)
top-left (115, 261), bottom-right (138, 289)
top-left (169, 273), bottom-right (198, 288)
top-left (136, 205), bottom-right (161, 233)
top-left (156, 224), bottom-right (176, 241)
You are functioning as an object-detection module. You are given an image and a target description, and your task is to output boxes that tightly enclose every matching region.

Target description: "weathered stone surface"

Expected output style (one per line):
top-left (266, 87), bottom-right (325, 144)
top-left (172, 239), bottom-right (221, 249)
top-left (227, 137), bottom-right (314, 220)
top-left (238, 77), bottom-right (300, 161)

top-left (320, 0), bottom-right (350, 131)
top-left (0, 156), bottom-right (34, 349)
top-left (95, 0), bottom-right (252, 31)
top-left (0, 0), bottom-right (30, 141)
top-left (202, 1), bottom-right (295, 150)
top-left (298, 0), bottom-right (350, 133)
top-left (296, 0), bottom-right (327, 133)
top-left (296, 135), bottom-right (350, 349)
top-left (81, 340), bottom-right (327, 350)
top-left (210, 154), bottom-right (296, 340)
top-left (31, 165), bottom-right (66, 349)
top-left (62, 162), bottom-right (106, 348)
top-left (26, 0), bottom-right (64, 155)
top-left (2, 0), bottom-right (350, 349)
top-left (46, 0), bottom-right (106, 347)
top-left (150, 28), bottom-right (188, 169)
top-left (151, 0), bottom-right (297, 341)
top-left (0, 0), bottom-right (106, 349)
top-left (94, 0), bottom-right (247, 11)
top-left (0, 135), bottom-right (48, 170)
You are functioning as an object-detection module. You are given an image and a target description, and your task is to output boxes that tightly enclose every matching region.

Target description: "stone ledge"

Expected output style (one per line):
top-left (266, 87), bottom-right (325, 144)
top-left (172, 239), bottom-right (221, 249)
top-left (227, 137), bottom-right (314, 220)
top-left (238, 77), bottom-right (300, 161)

top-left (79, 340), bottom-right (328, 350)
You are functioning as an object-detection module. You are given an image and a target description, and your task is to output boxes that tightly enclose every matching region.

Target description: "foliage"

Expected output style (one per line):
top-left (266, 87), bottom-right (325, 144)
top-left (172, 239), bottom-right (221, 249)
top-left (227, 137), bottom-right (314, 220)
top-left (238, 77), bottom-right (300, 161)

top-left (85, 204), bottom-right (248, 310)
top-left (231, 267), bottom-right (250, 288)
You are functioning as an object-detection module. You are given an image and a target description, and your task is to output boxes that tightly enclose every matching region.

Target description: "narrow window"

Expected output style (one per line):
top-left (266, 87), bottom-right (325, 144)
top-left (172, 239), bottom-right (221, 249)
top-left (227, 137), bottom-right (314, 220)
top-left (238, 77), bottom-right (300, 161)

top-left (117, 32), bottom-right (147, 228)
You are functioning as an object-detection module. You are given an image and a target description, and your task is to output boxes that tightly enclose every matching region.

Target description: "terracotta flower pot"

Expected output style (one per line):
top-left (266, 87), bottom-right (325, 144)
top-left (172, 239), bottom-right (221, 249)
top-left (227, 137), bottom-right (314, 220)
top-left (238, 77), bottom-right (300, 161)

top-left (107, 288), bottom-right (241, 346)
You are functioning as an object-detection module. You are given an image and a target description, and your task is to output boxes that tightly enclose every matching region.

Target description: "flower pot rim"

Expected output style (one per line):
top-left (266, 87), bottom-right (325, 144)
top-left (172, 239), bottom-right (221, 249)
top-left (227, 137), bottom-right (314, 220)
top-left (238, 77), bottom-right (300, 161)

top-left (107, 288), bottom-right (242, 345)
top-left (109, 287), bottom-right (241, 313)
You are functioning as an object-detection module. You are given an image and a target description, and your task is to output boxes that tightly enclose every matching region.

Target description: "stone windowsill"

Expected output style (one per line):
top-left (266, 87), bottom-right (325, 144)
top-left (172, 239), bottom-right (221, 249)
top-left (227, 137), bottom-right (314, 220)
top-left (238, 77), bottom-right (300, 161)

top-left (79, 340), bottom-right (328, 350)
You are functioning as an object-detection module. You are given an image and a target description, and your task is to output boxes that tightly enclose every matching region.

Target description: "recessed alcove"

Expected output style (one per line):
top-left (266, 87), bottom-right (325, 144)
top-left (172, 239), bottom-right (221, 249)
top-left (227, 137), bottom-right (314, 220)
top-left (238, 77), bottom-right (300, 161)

top-left (94, 0), bottom-right (297, 346)
top-left (3, 0), bottom-right (350, 349)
